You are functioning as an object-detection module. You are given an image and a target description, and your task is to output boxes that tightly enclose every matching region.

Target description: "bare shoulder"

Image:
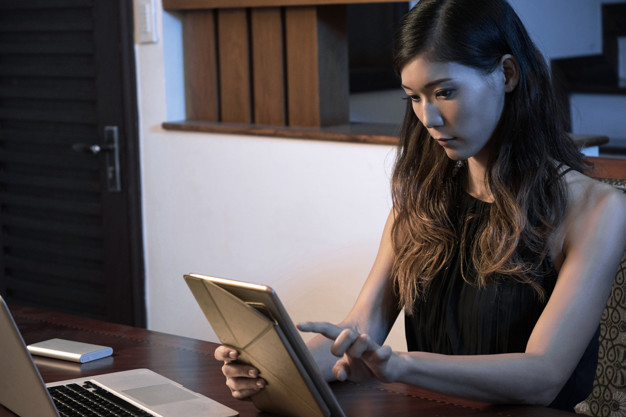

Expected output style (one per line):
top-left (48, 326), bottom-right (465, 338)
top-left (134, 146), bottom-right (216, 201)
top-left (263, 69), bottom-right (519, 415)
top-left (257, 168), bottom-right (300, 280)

top-left (560, 170), bottom-right (626, 253)
top-left (565, 170), bottom-right (626, 214)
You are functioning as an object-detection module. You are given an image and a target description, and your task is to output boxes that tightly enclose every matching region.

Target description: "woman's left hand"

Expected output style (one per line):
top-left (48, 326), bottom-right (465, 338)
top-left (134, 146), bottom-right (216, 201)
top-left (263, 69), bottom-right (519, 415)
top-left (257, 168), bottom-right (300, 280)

top-left (298, 321), bottom-right (398, 383)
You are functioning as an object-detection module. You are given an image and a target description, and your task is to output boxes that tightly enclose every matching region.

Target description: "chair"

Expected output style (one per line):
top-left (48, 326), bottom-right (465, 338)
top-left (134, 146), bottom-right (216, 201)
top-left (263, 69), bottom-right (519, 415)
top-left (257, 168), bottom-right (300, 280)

top-left (575, 157), bottom-right (626, 416)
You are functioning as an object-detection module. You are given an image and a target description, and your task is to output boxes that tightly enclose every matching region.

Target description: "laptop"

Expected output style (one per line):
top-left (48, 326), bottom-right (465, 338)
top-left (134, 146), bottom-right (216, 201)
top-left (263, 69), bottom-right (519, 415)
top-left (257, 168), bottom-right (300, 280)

top-left (0, 295), bottom-right (238, 417)
top-left (184, 273), bottom-right (346, 417)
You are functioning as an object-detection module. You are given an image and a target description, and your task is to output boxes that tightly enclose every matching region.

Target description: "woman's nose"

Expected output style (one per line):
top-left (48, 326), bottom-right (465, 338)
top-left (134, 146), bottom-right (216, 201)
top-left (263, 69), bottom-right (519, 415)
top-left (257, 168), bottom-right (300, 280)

top-left (422, 102), bottom-right (443, 128)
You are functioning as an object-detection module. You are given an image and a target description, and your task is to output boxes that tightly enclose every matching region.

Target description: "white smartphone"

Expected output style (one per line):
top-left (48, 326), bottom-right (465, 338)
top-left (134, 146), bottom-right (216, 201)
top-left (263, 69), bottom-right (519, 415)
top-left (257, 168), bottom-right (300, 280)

top-left (27, 338), bottom-right (113, 363)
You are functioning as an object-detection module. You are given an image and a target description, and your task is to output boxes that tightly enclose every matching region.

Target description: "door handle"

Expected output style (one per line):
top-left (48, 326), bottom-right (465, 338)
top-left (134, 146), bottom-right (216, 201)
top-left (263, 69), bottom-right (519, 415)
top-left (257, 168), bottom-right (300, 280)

top-left (103, 126), bottom-right (121, 192)
top-left (71, 126), bottom-right (122, 192)
top-left (71, 143), bottom-right (112, 154)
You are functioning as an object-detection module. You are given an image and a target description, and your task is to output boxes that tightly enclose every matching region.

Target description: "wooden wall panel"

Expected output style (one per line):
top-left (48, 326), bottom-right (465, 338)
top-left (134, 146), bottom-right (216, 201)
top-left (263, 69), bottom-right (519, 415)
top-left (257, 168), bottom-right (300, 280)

top-left (172, 2), bottom-right (353, 131)
top-left (250, 8), bottom-right (285, 126)
top-left (217, 8), bottom-right (252, 124)
top-left (183, 10), bottom-right (219, 121)
top-left (285, 7), bottom-right (320, 127)
top-left (587, 157), bottom-right (626, 180)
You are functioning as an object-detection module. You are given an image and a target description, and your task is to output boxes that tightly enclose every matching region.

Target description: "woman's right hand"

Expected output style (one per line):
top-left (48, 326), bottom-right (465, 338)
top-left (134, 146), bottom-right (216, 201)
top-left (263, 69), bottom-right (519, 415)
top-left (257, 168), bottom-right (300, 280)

top-left (214, 345), bottom-right (266, 399)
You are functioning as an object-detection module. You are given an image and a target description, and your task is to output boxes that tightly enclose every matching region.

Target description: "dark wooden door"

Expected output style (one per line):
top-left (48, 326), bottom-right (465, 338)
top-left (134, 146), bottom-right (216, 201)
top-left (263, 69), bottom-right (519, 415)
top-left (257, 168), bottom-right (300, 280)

top-left (0, 0), bottom-right (145, 326)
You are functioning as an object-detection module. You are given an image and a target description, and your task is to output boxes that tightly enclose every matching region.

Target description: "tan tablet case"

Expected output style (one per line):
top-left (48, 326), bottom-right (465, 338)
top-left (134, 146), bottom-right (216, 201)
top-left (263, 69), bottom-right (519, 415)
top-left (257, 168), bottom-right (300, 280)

top-left (184, 274), bottom-right (345, 417)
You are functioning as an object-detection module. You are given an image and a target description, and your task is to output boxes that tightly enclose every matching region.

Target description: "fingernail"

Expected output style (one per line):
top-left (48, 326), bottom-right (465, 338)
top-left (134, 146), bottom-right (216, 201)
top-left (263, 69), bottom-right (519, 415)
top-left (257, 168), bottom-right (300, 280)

top-left (256, 380), bottom-right (265, 388)
top-left (248, 369), bottom-right (257, 377)
top-left (229, 351), bottom-right (237, 359)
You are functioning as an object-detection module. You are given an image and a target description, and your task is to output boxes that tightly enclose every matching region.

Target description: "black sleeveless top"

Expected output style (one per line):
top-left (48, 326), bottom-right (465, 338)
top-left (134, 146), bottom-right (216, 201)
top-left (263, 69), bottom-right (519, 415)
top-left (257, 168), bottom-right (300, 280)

top-left (404, 191), bottom-right (599, 412)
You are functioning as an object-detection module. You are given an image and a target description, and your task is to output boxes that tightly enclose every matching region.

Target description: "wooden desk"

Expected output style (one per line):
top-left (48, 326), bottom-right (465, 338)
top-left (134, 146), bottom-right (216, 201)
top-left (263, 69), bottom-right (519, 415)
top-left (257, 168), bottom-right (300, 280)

top-left (2, 305), bottom-right (573, 417)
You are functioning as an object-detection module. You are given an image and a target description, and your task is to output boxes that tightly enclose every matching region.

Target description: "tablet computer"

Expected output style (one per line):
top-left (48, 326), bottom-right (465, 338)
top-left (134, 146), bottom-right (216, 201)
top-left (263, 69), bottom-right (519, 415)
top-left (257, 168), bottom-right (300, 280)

top-left (184, 273), bottom-right (346, 417)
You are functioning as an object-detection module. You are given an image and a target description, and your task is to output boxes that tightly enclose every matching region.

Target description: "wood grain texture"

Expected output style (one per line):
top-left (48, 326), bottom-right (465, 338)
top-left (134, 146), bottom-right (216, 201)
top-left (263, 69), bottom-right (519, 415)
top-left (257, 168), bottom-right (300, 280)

top-left (250, 7), bottom-right (286, 126)
top-left (3, 305), bottom-right (575, 417)
top-left (183, 10), bottom-right (219, 121)
top-left (217, 8), bottom-right (251, 123)
top-left (168, 2), bottom-right (357, 132)
top-left (163, 120), bottom-right (401, 145)
top-left (587, 157), bottom-right (626, 180)
top-left (284, 6), bottom-right (320, 127)
top-left (164, 0), bottom-right (406, 10)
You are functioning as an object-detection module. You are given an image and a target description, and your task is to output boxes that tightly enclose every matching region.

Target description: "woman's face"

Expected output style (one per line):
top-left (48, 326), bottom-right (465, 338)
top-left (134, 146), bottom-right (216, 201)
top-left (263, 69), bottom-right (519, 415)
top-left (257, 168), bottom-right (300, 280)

top-left (400, 56), bottom-right (507, 164)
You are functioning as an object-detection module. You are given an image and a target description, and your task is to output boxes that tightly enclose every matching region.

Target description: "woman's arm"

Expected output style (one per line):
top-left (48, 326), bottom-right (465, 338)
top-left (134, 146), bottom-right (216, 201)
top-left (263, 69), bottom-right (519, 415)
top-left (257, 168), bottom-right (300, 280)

top-left (396, 180), bottom-right (626, 405)
top-left (306, 178), bottom-right (626, 406)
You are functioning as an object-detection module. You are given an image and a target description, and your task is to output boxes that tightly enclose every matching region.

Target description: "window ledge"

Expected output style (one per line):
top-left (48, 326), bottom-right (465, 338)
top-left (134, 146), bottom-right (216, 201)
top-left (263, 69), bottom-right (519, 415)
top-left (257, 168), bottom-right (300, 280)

top-left (162, 120), bottom-right (400, 145)
top-left (163, 0), bottom-right (406, 10)
top-left (162, 123), bottom-right (611, 150)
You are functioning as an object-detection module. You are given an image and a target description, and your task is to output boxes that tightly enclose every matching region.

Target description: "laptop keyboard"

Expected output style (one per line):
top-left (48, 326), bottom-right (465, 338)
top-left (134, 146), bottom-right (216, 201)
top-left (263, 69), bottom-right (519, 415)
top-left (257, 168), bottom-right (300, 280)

top-left (48, 381), bottom-right (154, 417)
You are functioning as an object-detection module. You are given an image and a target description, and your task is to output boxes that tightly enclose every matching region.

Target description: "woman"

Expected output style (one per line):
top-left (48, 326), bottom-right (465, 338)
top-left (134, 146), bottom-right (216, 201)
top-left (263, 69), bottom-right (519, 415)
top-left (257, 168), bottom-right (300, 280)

top-left (216, 0), bottom-right (626, 411)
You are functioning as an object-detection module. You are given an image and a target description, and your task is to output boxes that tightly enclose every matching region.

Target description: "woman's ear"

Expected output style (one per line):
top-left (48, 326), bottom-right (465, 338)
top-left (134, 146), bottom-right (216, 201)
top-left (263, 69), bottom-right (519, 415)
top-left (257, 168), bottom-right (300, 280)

top-left (500, 54), bottom-right (520, 93)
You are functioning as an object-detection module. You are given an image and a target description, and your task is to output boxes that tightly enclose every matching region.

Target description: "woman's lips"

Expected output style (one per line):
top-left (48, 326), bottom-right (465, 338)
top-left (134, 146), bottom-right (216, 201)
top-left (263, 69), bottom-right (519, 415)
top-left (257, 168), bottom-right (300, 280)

top-left (435, 137), bottom-right (455, 146)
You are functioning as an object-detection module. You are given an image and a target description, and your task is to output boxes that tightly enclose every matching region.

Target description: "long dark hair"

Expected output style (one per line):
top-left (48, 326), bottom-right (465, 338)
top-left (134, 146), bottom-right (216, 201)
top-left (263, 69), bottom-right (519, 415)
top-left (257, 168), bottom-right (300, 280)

top-left (390, 0), bottom-right (587, 312)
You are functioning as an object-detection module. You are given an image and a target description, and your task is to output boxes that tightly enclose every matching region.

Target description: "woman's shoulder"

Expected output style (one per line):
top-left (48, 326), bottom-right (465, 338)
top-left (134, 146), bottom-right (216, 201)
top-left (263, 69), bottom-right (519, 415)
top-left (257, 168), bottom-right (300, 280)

top-left (560, 169), bottom-right (626, 248)
top-left (545, 167), bottom-right (625, 271)
top-left (563, 169), bottom-right (626, 211)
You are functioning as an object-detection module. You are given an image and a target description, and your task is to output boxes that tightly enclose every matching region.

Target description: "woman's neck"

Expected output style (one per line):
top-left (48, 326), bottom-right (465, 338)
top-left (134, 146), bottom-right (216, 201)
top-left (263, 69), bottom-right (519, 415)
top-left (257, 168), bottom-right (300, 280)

top-left (464, 157), bottom-right (493, 203)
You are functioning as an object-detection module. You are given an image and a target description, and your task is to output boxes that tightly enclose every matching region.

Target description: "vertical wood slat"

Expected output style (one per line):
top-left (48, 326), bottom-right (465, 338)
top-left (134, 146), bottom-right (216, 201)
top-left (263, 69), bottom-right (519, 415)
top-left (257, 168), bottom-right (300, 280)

top-left (285, 7), bottom-right (320, 127)
top-left (180, 4), bottom-right (350, 129)
top-left (250, 7), bottom-right (285, 126)
top-left (217, 8), bottom-right (251, 124)
top-left (183, 10), bottom-right (219, 121)
top-left (285, 6), bottom-right (349, 128)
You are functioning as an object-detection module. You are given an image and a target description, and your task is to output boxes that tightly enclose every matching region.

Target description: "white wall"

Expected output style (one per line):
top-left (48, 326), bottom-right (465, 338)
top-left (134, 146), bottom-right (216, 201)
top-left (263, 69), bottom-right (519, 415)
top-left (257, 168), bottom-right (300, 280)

top-left (135, 0), bottom-right (622, 351)
top-left (141, 129), bottom-right (398, 345)
top-left (136, 5), bottom-right (401, 347)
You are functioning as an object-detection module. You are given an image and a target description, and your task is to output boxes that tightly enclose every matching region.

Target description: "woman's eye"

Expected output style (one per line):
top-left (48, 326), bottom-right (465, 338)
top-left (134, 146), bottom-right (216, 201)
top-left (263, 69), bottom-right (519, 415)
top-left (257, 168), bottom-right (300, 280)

top-left (404, 95), bottom-right (420, 103)
top-left (436, 89), bottom-right (455, 99)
